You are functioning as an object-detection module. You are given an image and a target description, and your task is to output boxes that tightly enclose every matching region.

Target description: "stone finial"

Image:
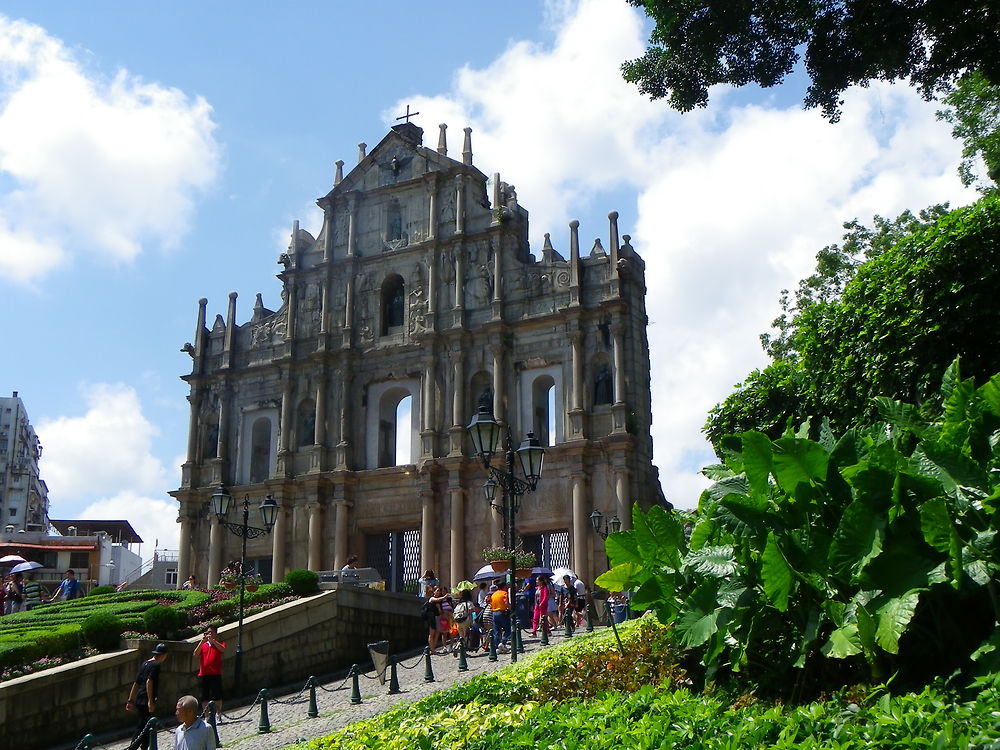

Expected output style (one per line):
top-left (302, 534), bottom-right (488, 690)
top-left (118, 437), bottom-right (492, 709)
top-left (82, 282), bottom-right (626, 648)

top-left (591, 238), bottom-right (606, 257)
top-left (569, 220), bottom-right (580, 260)
top-left (358, 142), bottom-right (367, 162)
top-left (622, 234), bottom-right (633, 252)
top-left (541, 232), bottom-right (565, 263)
top-left (462, 127), bottom-right (473, 166)
top-left (334, 160), bottom-right (344, 185)
top-left (254, 293), bottom-right (264, 310)
top-left (608, 211), bottom-right (620, 264)
top-left (437, 123), bottom-right (448, 155)
top-left (290, 220), bottom-right (299, 252)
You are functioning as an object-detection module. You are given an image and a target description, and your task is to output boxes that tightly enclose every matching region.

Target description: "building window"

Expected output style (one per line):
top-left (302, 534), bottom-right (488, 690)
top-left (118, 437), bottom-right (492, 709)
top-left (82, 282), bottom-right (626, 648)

top-left (165, 569), bottom-right (178, 587)
top-left (522, 531), bottom-right (570, 570)
top-left (249, 417), bottom-right (272, 483)
top-left (377, 389), bottom-right (412, 467)
top-left (532, 375), bottom-right (556, 447)
top-left (381, 275), bottom-right (405, 334)
top-left (297, 398), bottom-right (316, 448)
top-left (69, 551), bottom-right (89, 569)
top-left (7, 507), bottom-right (15, 517)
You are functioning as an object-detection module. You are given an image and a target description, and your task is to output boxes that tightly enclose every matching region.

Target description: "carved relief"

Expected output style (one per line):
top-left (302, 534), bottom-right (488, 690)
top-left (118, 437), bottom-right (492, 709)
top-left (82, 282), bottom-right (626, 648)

top-left (408, 287), bottom-right (429, 334)
top-left (250, 310), bottom-right (287, 348)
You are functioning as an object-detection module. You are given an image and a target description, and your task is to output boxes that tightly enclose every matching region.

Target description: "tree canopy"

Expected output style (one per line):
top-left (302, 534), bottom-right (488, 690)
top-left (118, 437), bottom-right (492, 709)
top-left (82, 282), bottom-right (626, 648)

top-left (705, 193), bottom-right (1000, 446)
top-left (624, 0), bottom-right (1000, 121)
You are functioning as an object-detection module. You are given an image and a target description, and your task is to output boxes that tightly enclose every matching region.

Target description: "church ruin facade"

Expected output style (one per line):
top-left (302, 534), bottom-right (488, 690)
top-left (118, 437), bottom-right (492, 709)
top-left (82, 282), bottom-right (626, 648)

top-left (171, 120), bottom-right (659, 589)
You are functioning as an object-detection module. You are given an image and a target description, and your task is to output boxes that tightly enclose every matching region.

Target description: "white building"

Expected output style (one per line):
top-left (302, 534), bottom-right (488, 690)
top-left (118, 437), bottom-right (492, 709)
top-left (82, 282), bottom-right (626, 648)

top-left (0, 392), bottom-right (49, 532)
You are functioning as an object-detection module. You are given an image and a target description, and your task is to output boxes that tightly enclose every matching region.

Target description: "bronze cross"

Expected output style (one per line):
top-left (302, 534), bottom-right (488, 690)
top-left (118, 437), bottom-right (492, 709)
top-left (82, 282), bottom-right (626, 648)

top-left (395, 105), bottom-right (420, 124)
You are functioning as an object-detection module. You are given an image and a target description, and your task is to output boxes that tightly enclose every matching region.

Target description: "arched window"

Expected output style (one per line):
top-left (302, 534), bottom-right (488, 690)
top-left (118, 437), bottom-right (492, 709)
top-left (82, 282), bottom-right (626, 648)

top-left (381, 275), bottom-right (405, 334)
top-left (532, 375), bottom-right (556, 447)
top-left (249, 417), bottom-right (272, 483)
top-left (297, 398), bottom-right (316, 448)
top-left (593, 357), bottom-right (614, 406)
top-left (378, 388), bottom-right (412, 467)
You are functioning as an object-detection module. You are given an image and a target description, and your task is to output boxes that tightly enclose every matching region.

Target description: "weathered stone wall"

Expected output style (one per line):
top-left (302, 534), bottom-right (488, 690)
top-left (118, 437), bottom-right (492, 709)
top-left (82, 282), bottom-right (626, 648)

top-left (0, 587), bottom-right (423, 750)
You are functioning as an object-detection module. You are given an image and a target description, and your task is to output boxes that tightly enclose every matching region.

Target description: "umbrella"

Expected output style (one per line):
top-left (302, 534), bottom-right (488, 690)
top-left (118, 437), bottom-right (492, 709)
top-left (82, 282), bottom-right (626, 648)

top-left (552, 566), bottom-right (577, 582)
top-left (472, 564), bottom-right (504, 582)
top-left (0, 554), bottom-right (26, 565)
top-left (10, 561), bottom-right (43, 574)
top-left (531, 566), bottom-right (554, 578)
top-left (452, 580), bottom-right (476, 593)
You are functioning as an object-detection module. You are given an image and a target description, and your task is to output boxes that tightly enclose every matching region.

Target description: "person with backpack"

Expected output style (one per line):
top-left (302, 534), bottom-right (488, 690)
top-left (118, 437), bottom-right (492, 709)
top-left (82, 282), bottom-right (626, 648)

top-left (452, 589), bottom-right (475, 650)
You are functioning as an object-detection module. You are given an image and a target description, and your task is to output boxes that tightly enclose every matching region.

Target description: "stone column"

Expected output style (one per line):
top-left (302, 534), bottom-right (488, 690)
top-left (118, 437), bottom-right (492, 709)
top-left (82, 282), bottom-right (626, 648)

top-left (271, 502), bottom-right (287, 582)
top-left (568, 220), bottom-right (581, 306)
top-left (307, 502), bottom-right (323, 571)
top-left (344, 272), bottom-right (355, 329)
top-left (428, 187), bottom-right (437, 240)
top-left (347, 195), bottom-right (358, 257)
top-left (334, 500), bottom-right (350, 569)
top-left (314, 378), bottom-right (327, 446)
top-left (611, 323), bottom-right (628, 433)
top-left (185, 391), bottom-right (201, 464)
top-left (449, 487), bottom-right (465, 584)
top-left (492, 346), bottom-right (504, 421)
top-left (420, 489), bottom-right (435, 574)
top-left (207, 517), bottom-right (224, 586)
top-left (193, 297), bottom-right (208, 359)
top-left (454, 245), bottom-right (465, 310)
top-left (455, 177), bottom-right (465, 235)
top-left (223, 292), bottom-right (238, 368)
top-left (285, 280), bottom-right (297, 341)
top-left (449, 351), bottom-right (466, 456)
top-left (608, 211), bottom-right (620, 268)
top-left (280, 381), bottom-right (293, 453)
top-left (177, 509), bottom-right (193, 588)
top-left (572, 475), bottom-right (591, 582)
top-left (615, 469), bottom-right (631, 531)
top-left (217, 391), bottom-right (229, 466)
top-left (570, 332), bottom-right (584, 411)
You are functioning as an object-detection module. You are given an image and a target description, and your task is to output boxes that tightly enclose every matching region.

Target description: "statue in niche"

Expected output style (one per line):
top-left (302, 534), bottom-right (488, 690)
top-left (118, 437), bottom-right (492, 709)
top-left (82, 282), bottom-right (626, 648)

top-left (594, 364), bottom-right (614, 406)
top-left (477, 386), bottom-right (493, 411)
top-left (440, 249), bottom-right (455, 283)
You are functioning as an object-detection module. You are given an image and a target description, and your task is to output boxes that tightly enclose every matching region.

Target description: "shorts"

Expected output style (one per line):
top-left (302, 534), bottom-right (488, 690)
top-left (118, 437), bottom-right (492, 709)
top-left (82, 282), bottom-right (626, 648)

top-left (574, 597), bottom-right (586, 612)
top-left (199, 674), bottom-right (223, 702)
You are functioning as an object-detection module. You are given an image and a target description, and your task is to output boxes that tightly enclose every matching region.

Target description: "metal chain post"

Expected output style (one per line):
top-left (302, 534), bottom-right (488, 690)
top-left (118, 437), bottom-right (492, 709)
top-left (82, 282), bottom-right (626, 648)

top-left (423, 646), bottom-right (435, 683)
top-left (350, 665), bottom-right (362, 704)
top-left (257, 688), bottom-right (271, 733)
top-left (488, 629), bottom-right (498, 661)
top-left (207, 701), bottom-right (221, 748)
top-left (388, 657), bottom-right (401, 694)
top-left (515, 622), bottom-right (524, 654)
top-left (147, 718), bottom-right (160, 750)
top-left (586, 600), bottom-right (594, 632)
top-left (540, 615), bottom-right (550, 645)
top-left (307, 676), bottom-right (319, 718)
top-left (458, 640), bottom-right (469, 672)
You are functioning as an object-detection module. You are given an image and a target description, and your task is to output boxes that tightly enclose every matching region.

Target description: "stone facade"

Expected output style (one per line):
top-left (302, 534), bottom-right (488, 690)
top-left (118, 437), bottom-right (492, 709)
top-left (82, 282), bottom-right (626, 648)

top-left (0, 391), bottom-right (49, 532)
top-left (171, 121), bottom-right (660, 590)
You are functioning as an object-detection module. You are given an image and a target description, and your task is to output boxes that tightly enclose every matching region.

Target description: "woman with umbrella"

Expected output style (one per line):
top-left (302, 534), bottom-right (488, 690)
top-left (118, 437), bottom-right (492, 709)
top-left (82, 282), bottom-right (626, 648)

top-left (4, 572), bottom-right (24, 614)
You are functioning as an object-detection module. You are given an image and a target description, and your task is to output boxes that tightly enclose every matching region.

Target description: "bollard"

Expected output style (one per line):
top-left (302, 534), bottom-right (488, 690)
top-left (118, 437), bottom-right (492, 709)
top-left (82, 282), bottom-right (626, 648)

top-left (423, 646), bottom-right (436, 683)
top-left (74, 734), bottom-right (96, 750)
top-left (257, 688), bottom-right (271, 733)
top-left (540, 617), bottom-right (550, 646)
top-left (586, 602), bottom-right (594, 632)
top-left (458, 640), bottom-right (469, 672)
top-left (488, 629), bottom-right (498, 661)
top-left (350, 665), bottom-right (362, 704)
top-left (388, 657), bottom-right (401, 695)
top-left (207, 701), bottom-right (221, 747)
top-left (564, 608), bottom-right (574, 638)
top-left (306, 676), bottom-right (319, 718)
top-left (147, 717), bottom-right (160, 750)
top-left (515, 625), bottom-right (525, 654)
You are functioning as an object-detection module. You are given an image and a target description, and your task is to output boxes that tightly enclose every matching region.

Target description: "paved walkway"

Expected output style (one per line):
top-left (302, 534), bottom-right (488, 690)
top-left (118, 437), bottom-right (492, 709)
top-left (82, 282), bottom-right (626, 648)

top-left (91, 627), bottom-right (589, 750)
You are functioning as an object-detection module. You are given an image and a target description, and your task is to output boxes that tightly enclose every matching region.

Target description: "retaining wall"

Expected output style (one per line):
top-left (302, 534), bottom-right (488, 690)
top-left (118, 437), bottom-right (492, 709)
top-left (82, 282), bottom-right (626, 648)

top-left (0, 585), bottom-right (424, 750)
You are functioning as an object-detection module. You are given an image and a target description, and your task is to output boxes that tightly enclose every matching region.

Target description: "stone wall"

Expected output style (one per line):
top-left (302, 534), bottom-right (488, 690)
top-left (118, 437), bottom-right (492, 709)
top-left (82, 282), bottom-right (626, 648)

top-left (0, 586), bottom-right (424, 750)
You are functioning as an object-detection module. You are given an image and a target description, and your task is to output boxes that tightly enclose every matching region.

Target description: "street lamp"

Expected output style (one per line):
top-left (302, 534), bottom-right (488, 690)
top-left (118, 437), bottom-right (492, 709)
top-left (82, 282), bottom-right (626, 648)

top-left (210, 486), bottom-right (278, 693)
top-left (466, 405), bottom-right (545, 663)
top-left (589, 509), bottom-right (621, 540)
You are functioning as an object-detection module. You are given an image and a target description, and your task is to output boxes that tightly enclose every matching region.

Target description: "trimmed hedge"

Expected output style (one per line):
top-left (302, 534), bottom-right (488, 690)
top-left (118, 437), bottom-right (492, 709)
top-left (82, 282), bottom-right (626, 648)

top-left (284, 569), bottom-right (319, 595)
top-left (82, 611), bottom-right (124, 652)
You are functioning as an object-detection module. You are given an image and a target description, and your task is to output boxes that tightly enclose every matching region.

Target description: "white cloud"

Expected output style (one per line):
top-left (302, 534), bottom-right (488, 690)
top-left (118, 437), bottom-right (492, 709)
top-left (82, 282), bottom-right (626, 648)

top-left (393, 0), bottom-right (977, 508)
top-left (80, 492), bottom-right (179, 554)
top-left (0, 15), bottom-right (220, 283)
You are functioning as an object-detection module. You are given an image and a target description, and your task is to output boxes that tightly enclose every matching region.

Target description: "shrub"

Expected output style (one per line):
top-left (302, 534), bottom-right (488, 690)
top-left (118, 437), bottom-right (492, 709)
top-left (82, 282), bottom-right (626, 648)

top-left (82, 611), bottom-right (124, 651)
top-left (284, 569), bottom-right (319, 595)
top-left (143, 606), bottom-right (182, 639)
top-left (88, 585), bottom-right (116, 597)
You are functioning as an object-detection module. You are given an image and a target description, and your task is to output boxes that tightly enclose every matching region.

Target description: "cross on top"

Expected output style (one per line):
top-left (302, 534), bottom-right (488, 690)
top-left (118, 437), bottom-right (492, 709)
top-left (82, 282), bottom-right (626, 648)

top-left (395, 105), bottom-right (420, 124)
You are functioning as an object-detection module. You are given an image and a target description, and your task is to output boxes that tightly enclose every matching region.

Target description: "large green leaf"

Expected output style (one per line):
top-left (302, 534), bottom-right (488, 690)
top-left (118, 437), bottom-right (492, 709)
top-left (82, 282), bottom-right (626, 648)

top-left (762, 533), bottom-right (793, 611)
top-left (919, 497), bottom-right (954, 555)
top-left (641, 505), bottom-right (685, 568)
top-left (875, 589), bottom-right (921, 653)
top-left (822, 624), bottom-right (862, 658)
top-left (676, 580), bottom-right (722, 647)
top-left (772, 437), bottom-right (830, 494)
top-left (829, 499), bottom-right (885, 579)
top-left (911, 441), bottom-right (990, 503)
top-left (874, 397), bottom-right (931, 439)
top-left (706, 475), bottom-right (751, 502)
top-left (594, 562), bottom-right (642, 592)
top-left (688, 517), bottom-right (717, 551)
top-left (741, 431), bottom-right (773, 498)
top-left (683, 545), bottom-right (738, 578)
top-left (603, 530), bottom-right (641, 566)
top-left (978, 373), bottom-right (1000, 417)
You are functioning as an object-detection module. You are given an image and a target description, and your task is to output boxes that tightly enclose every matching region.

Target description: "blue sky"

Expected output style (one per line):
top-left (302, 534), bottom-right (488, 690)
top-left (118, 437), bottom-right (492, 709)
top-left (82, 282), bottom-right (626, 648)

top-left (0, 1), bottom-right (977, 557)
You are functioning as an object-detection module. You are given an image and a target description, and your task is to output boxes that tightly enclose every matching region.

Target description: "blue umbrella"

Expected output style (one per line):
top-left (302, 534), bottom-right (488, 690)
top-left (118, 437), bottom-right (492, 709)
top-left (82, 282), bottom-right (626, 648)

top-left (531, 566), bottom-right (554, 578)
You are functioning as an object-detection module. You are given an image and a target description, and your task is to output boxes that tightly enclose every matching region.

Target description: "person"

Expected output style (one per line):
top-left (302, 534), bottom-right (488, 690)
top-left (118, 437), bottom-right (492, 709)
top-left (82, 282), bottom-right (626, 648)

top-left (427, 585), bottom-right (453, 653)
top-left (21, 574), bottom-right (45, 610)
top-left (174, 694), bottom-right (216, 750)
top-left (531, 575), bottom-right (551, 637)
top-left (50, 569), bottom-right (81, 602)
top-left (4, 572), bottom-right (24, 614)
top-left (0, 575), bottom-right (6, 616)
top-left (422, 589), bottom-right (441, 651)
top-left (194, 625), bottom-right (227, 716)
top-left (181, 575), bottom-right (197, 590)
top-left (476, 581), bottom-right (490, 610)
top-left (489, 581), bottom-right (511, 651)
top-left (417, 569), bottom-right (438, 598)
top-left (572, 576), bottom-right (588, 627)
top-left (341, 555), bottom-right (359, 571)
top-left (126, 643), bottom-right (169, 750)
top-left (452, 589), bottom-right (475, 650)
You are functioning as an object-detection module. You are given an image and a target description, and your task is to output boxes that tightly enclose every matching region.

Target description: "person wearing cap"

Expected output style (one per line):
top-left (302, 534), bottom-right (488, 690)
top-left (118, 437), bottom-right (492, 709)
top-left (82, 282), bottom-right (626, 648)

top-left (126, 643), bottom-right (169, 750)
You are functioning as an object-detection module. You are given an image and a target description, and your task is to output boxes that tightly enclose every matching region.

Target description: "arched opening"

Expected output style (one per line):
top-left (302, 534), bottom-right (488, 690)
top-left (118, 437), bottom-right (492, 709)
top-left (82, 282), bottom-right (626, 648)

top-left (592, 355), bottom-right (614, 406)
top-left (378, 388), bottom-right (412, 467)
top-left (381, 274), bottom-right (405, 334)
top-left (249, 417), bottom-right (272, 483)
top-left (532, 374), bottom-right (556, 447)
top-left (296, 398), bottom-right (316, 447)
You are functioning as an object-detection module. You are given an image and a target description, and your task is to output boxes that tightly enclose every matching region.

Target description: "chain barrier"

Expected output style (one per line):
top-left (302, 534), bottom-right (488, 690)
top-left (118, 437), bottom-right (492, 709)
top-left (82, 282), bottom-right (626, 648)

top-left (396, 651), bottom-right (426, 670)
top-left (269, 677), bottom-right (311, 705)
top-left (316, 673), bottom-right (351, 693)
top-left (220, 691), bottom-right (262, 722)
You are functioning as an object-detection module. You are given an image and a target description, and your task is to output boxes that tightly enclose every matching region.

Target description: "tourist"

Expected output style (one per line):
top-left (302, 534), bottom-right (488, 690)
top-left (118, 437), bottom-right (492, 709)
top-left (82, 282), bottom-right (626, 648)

top-left (422, 588), bottom-right (442, 651)
top-left (476, 581), bottom-right (490, 610)
top-left (428, 585), bottom-right (454, 653)
top-left (4, 572), bottom-right (24, 614)
top-left (21, 574), bottom-right (45, 610)
top-left (126, 643), bottom-right (169, 750)
top-left (194, 625), bottom-right (227, 716)
top-left (572, 576), bottom-right (588, 627)
top-left (531, 575), bottom-right (551, 637)
top-left (49, 569), bottom-right (81, 602)
top-left (174, 694), bottom-right (216, 750)
top-left (452, 589), bottom-right (475, 650)
top-left (341, 555), bottom-right (359, 571)
top-left (489, 581), bottom-right (511, 651)
top-left (417, 569), bottom-right (438, 598)
top-left (181, 575), bottom-right (197, 590)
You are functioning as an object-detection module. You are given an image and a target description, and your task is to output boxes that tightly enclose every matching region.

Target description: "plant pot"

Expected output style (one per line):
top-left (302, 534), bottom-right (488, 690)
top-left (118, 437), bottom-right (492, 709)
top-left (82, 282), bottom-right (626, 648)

top-left (222, 581), bottom-right (236, 589)
top-left (516, 568), bottom-right (533, 579)
top-left (489, 560), bottom-right (509, 573)
top-left (246, 584), bottom-right (259, 593)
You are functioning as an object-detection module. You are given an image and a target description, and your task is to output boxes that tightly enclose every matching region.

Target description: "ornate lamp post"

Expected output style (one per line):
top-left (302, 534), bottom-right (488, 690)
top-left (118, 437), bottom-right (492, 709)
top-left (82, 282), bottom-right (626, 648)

top-left (589, 507), bottom-right (626, 652)
top-left (210, 487), bottom-right (278, 693)
top-left (466, 405), bottom-right (545, 663)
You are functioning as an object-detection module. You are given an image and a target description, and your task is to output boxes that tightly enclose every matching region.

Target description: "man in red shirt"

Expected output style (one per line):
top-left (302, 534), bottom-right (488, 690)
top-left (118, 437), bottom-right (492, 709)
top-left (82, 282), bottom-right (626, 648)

top-left (193, 625), bottom-right (227, 717)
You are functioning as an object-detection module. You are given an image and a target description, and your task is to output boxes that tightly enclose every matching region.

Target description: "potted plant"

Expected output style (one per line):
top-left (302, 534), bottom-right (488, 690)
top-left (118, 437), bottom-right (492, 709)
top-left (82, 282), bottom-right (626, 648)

top-left (220, 573), bottom-right (238, 590)
top-left (244, 573), bottom-right (263, 593)
top-left (514, 551), bottom-right (536, 578)
top-left (482, 546), bottom-right (516, 572)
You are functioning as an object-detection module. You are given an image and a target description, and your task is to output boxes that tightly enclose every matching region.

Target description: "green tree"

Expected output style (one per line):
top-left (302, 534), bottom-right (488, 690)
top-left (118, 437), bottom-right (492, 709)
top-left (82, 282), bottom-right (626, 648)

top-left (937, 71), bottom-right (1000, 189)
top-left (624, 0), bottom-right (1000, 121)
top-left (706, 195), bottom-right (1000, 445)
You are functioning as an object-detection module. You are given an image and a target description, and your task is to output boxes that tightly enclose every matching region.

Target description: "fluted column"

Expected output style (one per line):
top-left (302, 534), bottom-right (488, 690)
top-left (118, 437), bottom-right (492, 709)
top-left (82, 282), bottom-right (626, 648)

top-left (314, 378), bottom-right (327, 446)
top-left (285, 280), bottom-right (297, 341)
top-left (570, 332), bottom-right (583, 411)
top-left (185, 391), bottom-right (201, 464)
top-left (177, 511), bottom-right (193, 588)
top-left (420, 489), bottom-right (435, 574)
top-left (216, 391), bottom-right (229, 465)
top-left (279, 381), bottom-right (293, 454)
top-left (271, 503), bottom-right (288, 582)
top-left (572, 475), bottom-right (591, 582)
top-left (449, 487), bottom-right (465, 584)
top-left (455, 176), bottom-right (465, 235)
top-left (615, 469), bottom-right (631, 531)
top-left (307, 502), bottom-right (323, 571)
top-left (334, 500), bottom-right (350, 569)
top-left (492, 346), bottom-right (504, 422)
top-left (207, 517), bottom-right (224, 586)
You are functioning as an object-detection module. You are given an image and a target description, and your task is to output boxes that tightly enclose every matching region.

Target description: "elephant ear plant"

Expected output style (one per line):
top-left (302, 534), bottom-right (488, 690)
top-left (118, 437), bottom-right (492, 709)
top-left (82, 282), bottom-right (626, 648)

top-left (598, 360), bottom-right (1000, 698)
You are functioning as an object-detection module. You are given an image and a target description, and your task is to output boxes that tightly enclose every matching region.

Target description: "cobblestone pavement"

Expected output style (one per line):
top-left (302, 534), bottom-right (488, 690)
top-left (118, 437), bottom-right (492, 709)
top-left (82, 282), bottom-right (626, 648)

top-left (93, 627), bottom-right (589, 750)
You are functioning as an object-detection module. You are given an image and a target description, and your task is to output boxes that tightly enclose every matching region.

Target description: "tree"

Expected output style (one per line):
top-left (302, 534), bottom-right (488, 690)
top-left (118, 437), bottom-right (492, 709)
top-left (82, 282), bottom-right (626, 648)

top-left (705, 195), bottom-right (1000, 445)
top-left (937, 71), bottom-right (1000, 189)
top-left (624, 0), bottom-right (1000, 121)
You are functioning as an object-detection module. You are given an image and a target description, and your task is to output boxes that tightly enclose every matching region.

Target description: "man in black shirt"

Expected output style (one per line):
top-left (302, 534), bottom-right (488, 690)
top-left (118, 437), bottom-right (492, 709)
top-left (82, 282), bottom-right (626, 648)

top-left (126, 643), bottom-right (169, 750)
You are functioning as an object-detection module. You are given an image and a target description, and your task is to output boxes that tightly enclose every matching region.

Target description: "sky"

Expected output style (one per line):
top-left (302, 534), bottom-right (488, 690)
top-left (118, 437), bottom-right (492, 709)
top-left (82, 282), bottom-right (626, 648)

top-left (0, 1), bottom-right (978, 559)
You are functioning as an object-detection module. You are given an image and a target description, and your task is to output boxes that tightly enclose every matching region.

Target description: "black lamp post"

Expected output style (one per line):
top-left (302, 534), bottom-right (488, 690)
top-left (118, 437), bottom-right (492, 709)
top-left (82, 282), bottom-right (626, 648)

top-left (466, 405), bottom-right (544, 663)
top-left (210, 487), bottom-right (278, 693)
top-left (589, 507), bottom-right (626, 653)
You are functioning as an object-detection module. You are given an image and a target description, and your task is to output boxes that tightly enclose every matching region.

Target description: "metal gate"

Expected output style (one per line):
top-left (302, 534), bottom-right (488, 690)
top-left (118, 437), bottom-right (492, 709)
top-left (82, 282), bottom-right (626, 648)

top-left (365, 529), bottom-right (421, 592)
top-left (521, 530), bottom-right (569, 571)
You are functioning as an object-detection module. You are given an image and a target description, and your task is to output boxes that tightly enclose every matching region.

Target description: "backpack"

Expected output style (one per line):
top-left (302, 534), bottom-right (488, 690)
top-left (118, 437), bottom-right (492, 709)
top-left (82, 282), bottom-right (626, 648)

top-left (453, 601), bottom-right (471, 622)
top-left (420, 599), bottom-right (438, 621)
